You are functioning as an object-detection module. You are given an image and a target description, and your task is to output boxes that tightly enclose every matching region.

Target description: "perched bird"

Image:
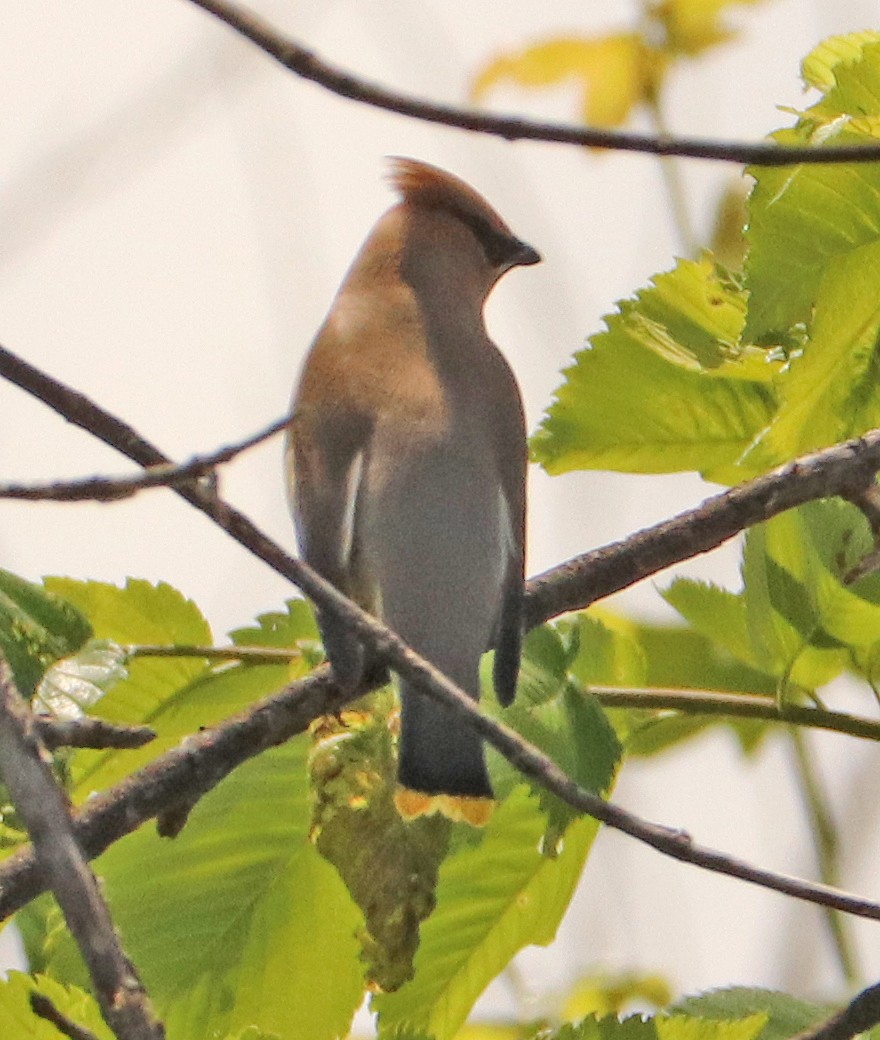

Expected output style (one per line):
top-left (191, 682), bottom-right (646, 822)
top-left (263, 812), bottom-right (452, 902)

top-left (287, 158), bottom-right (539, 824)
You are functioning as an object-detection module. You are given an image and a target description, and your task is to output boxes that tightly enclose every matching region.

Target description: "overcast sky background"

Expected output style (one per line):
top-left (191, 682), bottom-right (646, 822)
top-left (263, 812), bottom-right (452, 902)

top-left (2, 0), bottom-right (880, 1023)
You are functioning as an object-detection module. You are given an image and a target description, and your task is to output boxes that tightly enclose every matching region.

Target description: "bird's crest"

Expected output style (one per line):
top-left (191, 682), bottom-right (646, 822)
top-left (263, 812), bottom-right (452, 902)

top-left (386, 157), bottom-right (513, 238)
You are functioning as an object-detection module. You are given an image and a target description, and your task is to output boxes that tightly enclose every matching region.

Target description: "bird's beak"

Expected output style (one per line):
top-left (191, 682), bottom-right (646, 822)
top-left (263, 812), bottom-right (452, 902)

top-left (512, 240), bottom-right (541, 267)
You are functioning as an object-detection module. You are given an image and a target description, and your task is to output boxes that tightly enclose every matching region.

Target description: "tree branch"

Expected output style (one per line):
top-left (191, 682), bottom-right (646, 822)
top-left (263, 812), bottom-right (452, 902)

top-left (0, 414), bottom-right (288, 502)
top-left (0, 653), bottom-right (164, 1040)
top-left (524, 434), bottom-right (880, 627)
top-left (3, 343), bottom-right (880, 635)
top-left (4, 347), bottom-right (880, 921)
top-left (791, 980), bottom-right (880, 1040)
top-left (30, 993), bottom-right (101, 1040)
top-left (182, 0), bottom-right (880, 166)
top-left (1, 655), bottom-right (879, 925)
top-left (130, 650), bottom-right (880, 745)
top-left (35, 715), bottom-right (157, 751)
top-left (590, 687), bottom-right (880, 744)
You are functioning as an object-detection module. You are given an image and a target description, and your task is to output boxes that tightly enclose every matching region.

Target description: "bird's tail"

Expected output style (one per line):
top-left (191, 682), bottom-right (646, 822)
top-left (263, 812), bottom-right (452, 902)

top-left (395, 678), bottom-right (494, 826)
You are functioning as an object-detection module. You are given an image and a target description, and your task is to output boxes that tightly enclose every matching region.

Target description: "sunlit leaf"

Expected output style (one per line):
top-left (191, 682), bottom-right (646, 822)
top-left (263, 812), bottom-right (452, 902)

top-left (0, 570), bottom-right (91, 698)
top-left (744, 41), bottom-right (880, 341)
top-left (533, 257), bottom-right (779, 482)
top-left (472, 34), bottom-right (656, 129)
top-left (374, 789), bottom-right (601, 1040)
top-left (0, 972), bottom-right (112, 1039)
top-left (652, 0), bottom-right (768, 56)
top-left (745, 238), bottom-right (880, 467)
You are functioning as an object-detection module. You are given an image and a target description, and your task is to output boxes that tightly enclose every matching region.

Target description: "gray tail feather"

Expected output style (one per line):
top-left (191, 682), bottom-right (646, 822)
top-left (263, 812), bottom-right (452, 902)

top-left (397, 681), bottom-right (492, 798)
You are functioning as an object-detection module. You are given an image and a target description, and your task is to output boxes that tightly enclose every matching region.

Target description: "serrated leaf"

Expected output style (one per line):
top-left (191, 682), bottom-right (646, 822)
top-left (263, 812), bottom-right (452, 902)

top-left (43, 578), bottom-right (212, 727)
top-left (802, 31), bottom-right (880, 91)
top-left (662, 550), bottom-right (846, 694)
top-left (46, 738), bottom-right (364, 1040)
top-left (745, 238), bottom-right (880, 467)
top-left (472, 34), bottom-right (655, 129)
top-left (34, 640), bottom-right (128, 719)
top-left (0, 570), bottom-right (91, 698)
top-left (487, 621), bottom-right (622, 841)
top-left (374, 788), bottom-right (601, 1040)
top-left (657, 1014), bottom-right (767, 1040)
top-left (0, 971), bottom-right (112, 1039)
top-left (611, 620), bottom-right (776, 756)
top-left (673, 988), bottom-right (832, 1040)
top-left (71, 654), bottom-right (293, 808)
top-left (762, 502), bottom-right (880, 653)
top-left (532, 256), bottom-right (778, 482)
top-left (229, 598), bottom-right (319, 650)
top-left (744, 41), bottom-right (880, 341)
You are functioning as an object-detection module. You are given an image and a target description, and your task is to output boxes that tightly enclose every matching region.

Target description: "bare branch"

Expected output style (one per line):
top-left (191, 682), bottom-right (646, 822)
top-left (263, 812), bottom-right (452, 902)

top-left (3, 343), bottom-right (880, 920)
top-left (3, 342), bottom-right (880, 641)
top-left (0, 653), bottom-right (164, 1040)
top-left (0, 414), bottom-right (288, 502)
top-left (524, 434), bottom-right (880, 628)
top-left (131, 647), bottom-right (880, 744)
top-left (30, 993), bottom-right (101, 1040)
top-left (35, 715), bottom-right (157, 751)
top-left (0, 656), bottom-right (878, 926)
top-left (183, 0), bottom-right (880, 167)
top-left (791, 981), bottom-right (880, 1040)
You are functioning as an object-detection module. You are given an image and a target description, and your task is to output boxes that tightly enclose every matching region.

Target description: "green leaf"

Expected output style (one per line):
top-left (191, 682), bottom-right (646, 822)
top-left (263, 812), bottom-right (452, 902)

top-left (615, 621), bottom-right (776, 756)
top-left (673, 988), bottom-right (832, 1040)
top-left (43, 578), bottom-right (212, 727)
top-left (555, 1014), bottom-right (766, 1040)
top-left (745, 238), bottom-right (880, 467)
top-left (744, 40), bottom-right (880, 341)
top-left (663, 537), bottom-right (846, 694)
top-left (801, 31), bottom-right (880, 91)
top-left (46, 739), bottom-right (364, 1040)
top-left (0, 972), bottom-right (113, 1039)
top-left (762, 502), bottom-right (880, 652)
top-left (374, 788), bottom-right (601, 1040)
top-left (532, 256), bottom-right (778, 482)
top-left (0, 570), bottom-right (91, 697)
top-left (309, 698), bottom-right (451, 993)
top-left (230, 598), bottom-right (320, 650)
top-left (488, 622), bottom-right (622, 840)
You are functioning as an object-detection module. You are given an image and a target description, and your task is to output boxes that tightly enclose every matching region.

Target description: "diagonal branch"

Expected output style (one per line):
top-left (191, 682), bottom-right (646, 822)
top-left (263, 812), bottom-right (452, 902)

top-left (182, 0), bottom-right (880, 166)
top-left (3, 344), bottom-right (880, 920)
top-left (0, 414), bottom-right (288, 502)
top-left (791, 980), bottom-right (880, 1040)
top-left (0, 653), bottom-right (164, 1040)
top-left (0, 659), bottom-right (879, 924)
top-left (3, 343), bottom-right (880, 634)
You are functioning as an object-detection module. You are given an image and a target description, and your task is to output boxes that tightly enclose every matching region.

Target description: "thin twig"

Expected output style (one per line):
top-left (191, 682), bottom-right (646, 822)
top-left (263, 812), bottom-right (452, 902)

top-left (35, 715), bottom-right (157, 751)
top-left (30, 993), bottom-right (101, 1040)
top-left (592, 687), bottom-right (880, 743)
top-left (0, 414), bottom-right (289, 502)
top-left (790, 980), bottom-right (880, 1040)
top-left (0, 654), bottom-right (164, 1040)
top-left (183, 0), bottom-right (880, 166)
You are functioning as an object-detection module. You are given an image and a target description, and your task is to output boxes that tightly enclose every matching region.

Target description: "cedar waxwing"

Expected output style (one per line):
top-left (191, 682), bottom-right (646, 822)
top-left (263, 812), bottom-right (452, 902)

top-left (287, 158), bottom-right (539, 825)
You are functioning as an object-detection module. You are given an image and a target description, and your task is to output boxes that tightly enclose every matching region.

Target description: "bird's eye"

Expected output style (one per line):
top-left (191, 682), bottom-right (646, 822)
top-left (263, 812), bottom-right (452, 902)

top-left (461, 214), bottom-right (521, 268)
